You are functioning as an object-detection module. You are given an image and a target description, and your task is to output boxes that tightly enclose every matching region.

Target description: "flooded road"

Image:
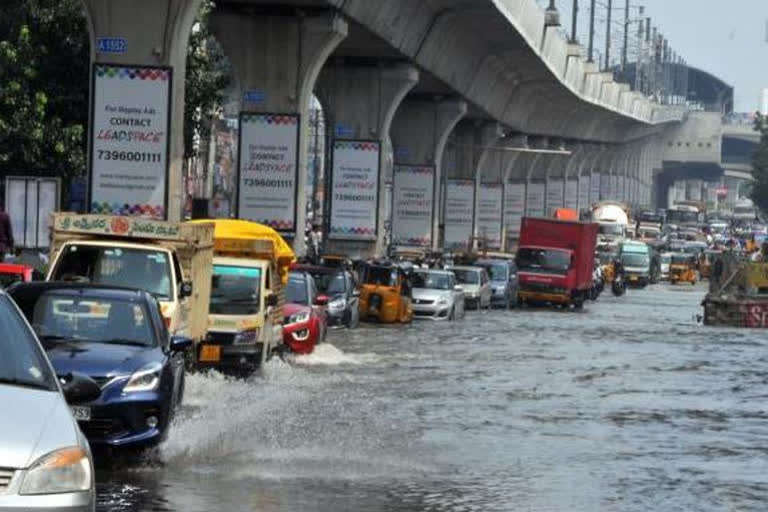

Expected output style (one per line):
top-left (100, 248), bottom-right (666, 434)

top-left (97, 284), bottom-right (768, 511)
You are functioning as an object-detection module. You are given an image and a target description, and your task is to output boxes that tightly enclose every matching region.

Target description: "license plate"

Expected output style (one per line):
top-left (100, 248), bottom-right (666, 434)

top-left (70, 406), bottom-right (91, 421)
top-left (199, 345), bottom-right (221, 362)
top-left (629, 276), bottom-right (638, 281)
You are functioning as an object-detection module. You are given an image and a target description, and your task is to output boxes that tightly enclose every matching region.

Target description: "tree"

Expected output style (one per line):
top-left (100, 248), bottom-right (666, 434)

top-left (750, 113), bottom-right (768, 215)
top-left (0, 0), bottom-right (89, 181)
top-left (184, 0), bottom-right (231, 160)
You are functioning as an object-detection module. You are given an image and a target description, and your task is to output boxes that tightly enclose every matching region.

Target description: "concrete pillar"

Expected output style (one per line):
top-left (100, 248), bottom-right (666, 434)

top-left (391, 99), bottom-right (467, 251)
top-left (210, 10), bottom-right (348, 253)
top-left (82, 0), bottom-right (203, 221)
top-left (502, 135), bottom-right (528, 250)
top-left (316, 62), bottom-right (419, 257)
top-left (563, 144), bottom-right (585, 210)
top-left (471, 123), bottom-right (503, 250)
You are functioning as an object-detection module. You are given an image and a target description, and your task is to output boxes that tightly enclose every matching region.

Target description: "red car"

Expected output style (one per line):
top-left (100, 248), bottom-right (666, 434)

top-left (282, 271), bottom-right (328, 354)
top-left (0, 263), bottom-right (37, 288)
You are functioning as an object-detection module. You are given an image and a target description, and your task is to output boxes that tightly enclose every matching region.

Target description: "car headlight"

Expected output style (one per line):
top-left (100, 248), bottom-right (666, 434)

top-left (20, 447), bottom-right (92, 495)
top-left (123, 362), bottom-right (162, 393)
top-left (437, 297), bottom-right (449, 305)
top-left (287, 311), bottom-right (310, 325)
top-left (328, 297), bottom-right (346, 311)
top-left (233, 328), bottom-right (260, 345)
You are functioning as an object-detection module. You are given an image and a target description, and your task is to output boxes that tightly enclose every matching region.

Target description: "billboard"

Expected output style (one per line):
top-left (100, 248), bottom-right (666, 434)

top-left (392, 165), bottom-right (434, 247)
top-left (237, 113), bottom-right (299, 232)
top-left (329, 140), bottom-right (380, 240)
top-left (444, 180), bottom-right (474, 250)
top-left (504, 182), bottom-right (526, 240)
top-left (89, 64), bottom-right (171, 218)
top-left (476, 183), bottom-right (503, 249)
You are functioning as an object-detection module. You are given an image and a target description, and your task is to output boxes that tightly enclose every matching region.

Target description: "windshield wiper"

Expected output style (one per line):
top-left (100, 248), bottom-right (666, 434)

top-left (102, 338), bottom-right (150, 347)
top-left (0, 377), bottom-right (53, 391)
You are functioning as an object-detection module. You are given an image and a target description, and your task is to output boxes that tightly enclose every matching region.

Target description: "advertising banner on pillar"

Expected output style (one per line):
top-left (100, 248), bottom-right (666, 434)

top-left (526, 182), bottom-right (545, 218)
top-left (546, 179), bottom-right (565, 211)
top-left (237, 112), bottom-right (299, 232)
top-left (392, 165), bottom-right (434, 247)
top-left (89, 64), bottom-right (172, 219)
top-left (618, 176), bottom-right (626, 200)
top-left (476, 183), bottom-right (503, 249)
top-left (329, 140), bottom-right (380, 240)
top-left (504, 182), bottom-right (525, 240)
top-left (579, 176), bottom-right (590, 210)
top-left (565, 179), bottom-right (578, 210)
top-left (590, 173), bottom-right (601, 204)
top-left (444, 180), bottom-right (474, 250)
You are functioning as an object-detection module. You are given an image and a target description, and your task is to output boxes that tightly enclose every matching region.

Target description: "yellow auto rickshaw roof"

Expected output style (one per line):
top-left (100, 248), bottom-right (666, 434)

top-left (187, 219), bottom-right (296, 282)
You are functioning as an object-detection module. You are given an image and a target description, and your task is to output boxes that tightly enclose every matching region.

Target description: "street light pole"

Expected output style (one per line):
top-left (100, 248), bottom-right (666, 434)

top-left (621, 0), bottom-right (630, 72)
top-left (588, 0), bottom-right (596, 62)
top-left (604, 0), bottom-right (613, 71)
top-left (571, 0), bottom-right (579, 43)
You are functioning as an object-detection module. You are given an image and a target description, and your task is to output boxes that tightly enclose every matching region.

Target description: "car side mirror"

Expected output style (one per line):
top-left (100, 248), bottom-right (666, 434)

top-left (314, 295), bottom-right (329, 306)
top-left (170, 335), bottom-right (193, 352)
top-left (266, 294), bottom-right (279, 308)
top-left (179, 281), bottom-right (193, 298)
top-left (60, 372), bottom-right (101, 405)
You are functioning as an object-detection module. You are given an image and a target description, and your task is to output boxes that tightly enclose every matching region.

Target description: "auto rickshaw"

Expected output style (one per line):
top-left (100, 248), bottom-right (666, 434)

top-left (699, 249), bottom-right (722, 280)
top-left (596, 248), bottom-right (619, 283)
top-left (358, 263), bottom-right (413, 323)
top-left (669, 253), bottom-right (697, 285)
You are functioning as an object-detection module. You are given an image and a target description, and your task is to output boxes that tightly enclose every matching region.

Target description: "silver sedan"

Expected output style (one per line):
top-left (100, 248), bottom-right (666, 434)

top-left (0, 292), bottom-right (97, 512)
top-left (410, 269), bottom-right (465, 320)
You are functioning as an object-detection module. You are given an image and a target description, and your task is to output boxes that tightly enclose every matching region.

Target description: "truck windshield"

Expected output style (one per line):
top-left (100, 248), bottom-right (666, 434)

top-left (667, 210), bottom-right (699, 224)
top-left (210, 266), bottom-right (261, 315)
top-left (598, 224), bottom-right (624, 236)
top-left (621, 253), bottom-right (650, 267)
top-left (51, 245), bottom-right (173, 300)
top-left (516, 248), bottom-right (572, 275)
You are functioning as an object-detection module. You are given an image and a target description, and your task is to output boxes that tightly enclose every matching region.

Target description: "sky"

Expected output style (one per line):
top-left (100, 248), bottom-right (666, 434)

top-left (538, 0), bottom-right (768, 112)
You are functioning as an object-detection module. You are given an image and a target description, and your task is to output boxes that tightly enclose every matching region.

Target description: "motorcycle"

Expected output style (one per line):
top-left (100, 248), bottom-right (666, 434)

top-left (611, 272), bottom-right (627, 296)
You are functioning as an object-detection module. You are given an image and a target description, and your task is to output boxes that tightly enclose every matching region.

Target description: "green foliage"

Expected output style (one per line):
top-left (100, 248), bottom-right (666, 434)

top-left (0, 0), bottom-right (89, 179)
top-left (750, 113), bottom-right (768, 215)
top-left (184, 0), bottom-right (231, 159)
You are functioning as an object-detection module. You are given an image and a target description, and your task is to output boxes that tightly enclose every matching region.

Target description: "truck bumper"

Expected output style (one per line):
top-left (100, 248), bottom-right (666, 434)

top-left (518, 291), bottom-right (571, 305)
top-left (196, 344), bottom-right (263, 373)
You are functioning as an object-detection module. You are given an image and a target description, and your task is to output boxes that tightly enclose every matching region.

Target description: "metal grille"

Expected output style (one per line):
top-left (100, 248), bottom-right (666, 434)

top-left (414, 299), bottom-right (434, 305)
top-left (78, 412), bottom-right (125, 440)
top-left (0, 468), bottom-right (14, 492)
top-left (206, 332), bottom-right (235, 346)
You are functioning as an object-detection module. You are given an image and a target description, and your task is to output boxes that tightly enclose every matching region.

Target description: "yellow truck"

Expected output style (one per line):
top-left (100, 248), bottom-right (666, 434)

top-left (190, 219), bottom-right (295, 372)
top-left (47, 213), bottom-right (214, 345)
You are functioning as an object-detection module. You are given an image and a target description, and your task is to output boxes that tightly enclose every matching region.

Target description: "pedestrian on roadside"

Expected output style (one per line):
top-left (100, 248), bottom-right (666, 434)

top-left (0, 201), bottom-right (14, 261)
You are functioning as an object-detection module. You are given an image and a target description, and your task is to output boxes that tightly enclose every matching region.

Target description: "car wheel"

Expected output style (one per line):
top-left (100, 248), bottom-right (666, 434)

top-left (175, 369), bottom-right (185, 409)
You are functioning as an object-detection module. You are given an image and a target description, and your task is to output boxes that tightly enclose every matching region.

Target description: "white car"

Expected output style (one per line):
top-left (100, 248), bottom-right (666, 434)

top-left (411, 270), bottom-right (465, 320)
top-left (0, 291), bottom-right (98, 511)
top-left (447, 266), bottom-right (492, 310)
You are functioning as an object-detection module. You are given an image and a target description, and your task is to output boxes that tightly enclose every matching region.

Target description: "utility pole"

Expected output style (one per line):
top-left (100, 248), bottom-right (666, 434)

top-left (571, 0), bottom-right (578, 43)
top-left (604, 0), bottom-right (613, 71)
top-left (621, 0), bottom-right (630, 72)
top-left (588, 0), bottom-right (596, 62)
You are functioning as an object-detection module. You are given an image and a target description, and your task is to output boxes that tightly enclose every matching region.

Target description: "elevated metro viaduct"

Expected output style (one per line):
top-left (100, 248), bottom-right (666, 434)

top-left (82, 0), bottom-right (707, 256)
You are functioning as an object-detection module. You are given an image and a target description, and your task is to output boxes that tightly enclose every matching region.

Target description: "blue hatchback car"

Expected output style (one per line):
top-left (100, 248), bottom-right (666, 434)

top-left (8, 283), bottom-right (191, 449)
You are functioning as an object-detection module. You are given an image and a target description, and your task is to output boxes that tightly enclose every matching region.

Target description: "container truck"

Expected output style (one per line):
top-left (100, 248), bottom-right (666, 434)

top-left (515, 217), bottom-right (599, 308)
top-left (591, 201), bottom-right (629, 249)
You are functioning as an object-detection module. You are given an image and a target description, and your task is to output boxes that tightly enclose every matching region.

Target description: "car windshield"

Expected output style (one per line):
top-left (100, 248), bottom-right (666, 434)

top-left (210, 265), bottom-right (261, 315)
top-left (451, 269), bottom-right (479, 285)
top-left (31, 293), bottom-right (155, 347)
top-left (412, 272), bottom-right (452, 290)
top-left (480, 263), bottom-right (508, 281)
top-left (621, 253), bottom-right (650, 267)
top-left (365, 267), bottom-right (398, 287)
top-left (516, 248), bottom-right (572, 275)
top-left (286, 275), bottom-right (309, 305)
top-left (311, 271), bottom-right (346, 295)
top-left (599, 224), bottom-right (624, 236)
top-left (0, 272), bottom-right (25, 288)
top-left (0, 296), bottom-right (58, 391)
top-left (51, 245), bottom-right (173, 300)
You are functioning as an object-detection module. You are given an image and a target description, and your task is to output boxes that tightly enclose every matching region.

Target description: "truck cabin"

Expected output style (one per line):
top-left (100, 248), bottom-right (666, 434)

top-left (620, 250), bottom-right (650, 270)
top-left (597, 223), bottom-right (625, 239)
top-left (49, 243), bottom-right (184, 302)
top-left (515, 247), bottom-right (573, 275)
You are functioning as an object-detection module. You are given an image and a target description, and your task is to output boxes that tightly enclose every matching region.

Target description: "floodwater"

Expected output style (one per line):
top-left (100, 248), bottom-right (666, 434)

top-left (97, 283), bottom-right (768, 511)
